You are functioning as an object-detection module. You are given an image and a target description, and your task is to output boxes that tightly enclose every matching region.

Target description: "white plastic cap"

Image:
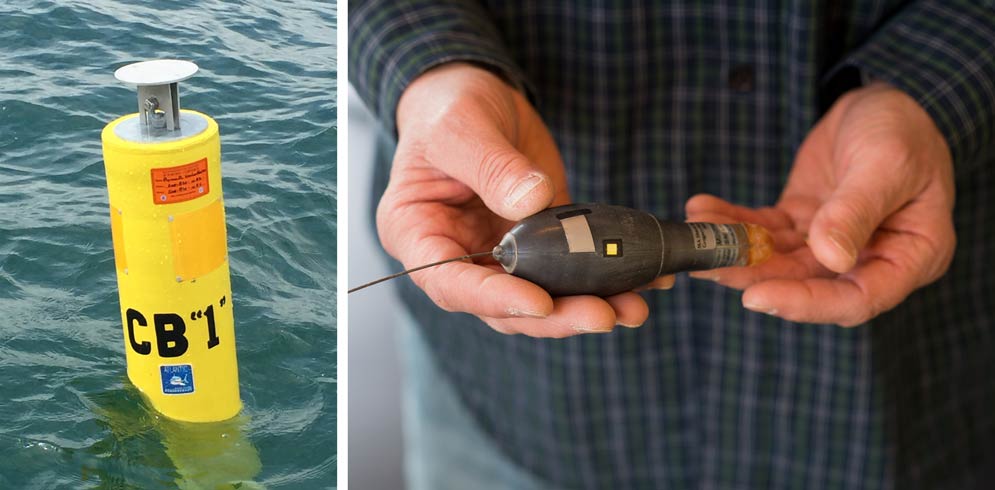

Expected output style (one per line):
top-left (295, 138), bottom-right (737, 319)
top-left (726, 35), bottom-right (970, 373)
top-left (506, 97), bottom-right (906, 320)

top-left (114, 59), bottom-right (198, 86)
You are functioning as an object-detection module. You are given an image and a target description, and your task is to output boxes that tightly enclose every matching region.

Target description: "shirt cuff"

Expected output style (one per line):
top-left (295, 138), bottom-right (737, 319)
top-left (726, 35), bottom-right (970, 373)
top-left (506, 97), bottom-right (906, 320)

top-left (827, 2), bottom-right (995, 172)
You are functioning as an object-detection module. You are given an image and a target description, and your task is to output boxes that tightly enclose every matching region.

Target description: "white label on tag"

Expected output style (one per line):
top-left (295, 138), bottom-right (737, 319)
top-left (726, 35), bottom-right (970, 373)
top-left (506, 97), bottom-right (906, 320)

top-left (561, 215), bottom-right (596, 253)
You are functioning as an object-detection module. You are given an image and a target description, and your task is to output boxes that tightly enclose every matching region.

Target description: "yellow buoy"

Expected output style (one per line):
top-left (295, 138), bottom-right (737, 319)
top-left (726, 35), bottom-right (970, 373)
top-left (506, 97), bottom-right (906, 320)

top-left (101, 60), bottom-right (240, 422)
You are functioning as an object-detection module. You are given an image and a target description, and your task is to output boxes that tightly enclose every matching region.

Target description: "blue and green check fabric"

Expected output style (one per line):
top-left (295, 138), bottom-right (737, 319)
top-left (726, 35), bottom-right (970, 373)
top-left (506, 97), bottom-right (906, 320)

top-left (350, 1), bottom-right (995, 488)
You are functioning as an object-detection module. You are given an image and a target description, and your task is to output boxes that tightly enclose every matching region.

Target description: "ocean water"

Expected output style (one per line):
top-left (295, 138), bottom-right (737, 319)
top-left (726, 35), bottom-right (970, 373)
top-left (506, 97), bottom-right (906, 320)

top-left (0, 1), bottom-right (336, 488)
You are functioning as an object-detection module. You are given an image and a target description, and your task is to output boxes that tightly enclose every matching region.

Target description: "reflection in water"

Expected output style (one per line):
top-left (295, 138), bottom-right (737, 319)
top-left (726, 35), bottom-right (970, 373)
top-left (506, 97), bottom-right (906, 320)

top-left (80, 384), bottom-right (263, 489)
top-left (160, 417), bottom-right (263, 489)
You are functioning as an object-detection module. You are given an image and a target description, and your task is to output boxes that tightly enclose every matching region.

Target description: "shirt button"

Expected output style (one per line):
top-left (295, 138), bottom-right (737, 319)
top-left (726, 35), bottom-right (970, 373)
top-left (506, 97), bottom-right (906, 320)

top-left (728, 64), bottom-right (754, 92)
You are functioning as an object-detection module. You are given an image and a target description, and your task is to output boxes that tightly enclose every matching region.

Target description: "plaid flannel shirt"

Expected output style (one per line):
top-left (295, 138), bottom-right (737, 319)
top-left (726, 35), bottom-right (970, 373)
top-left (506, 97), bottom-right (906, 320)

top-left (350, 2), bottom-right (995, 488)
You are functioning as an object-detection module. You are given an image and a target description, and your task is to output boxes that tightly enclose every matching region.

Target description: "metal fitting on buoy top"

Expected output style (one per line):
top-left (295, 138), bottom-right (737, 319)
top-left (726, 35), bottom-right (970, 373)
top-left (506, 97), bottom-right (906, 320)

top-left (101, 60), bottom-right (240, 422)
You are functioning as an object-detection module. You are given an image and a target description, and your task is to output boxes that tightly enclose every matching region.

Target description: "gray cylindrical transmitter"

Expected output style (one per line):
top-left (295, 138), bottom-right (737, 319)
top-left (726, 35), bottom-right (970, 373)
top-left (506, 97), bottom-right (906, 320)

top-left (493, 203), bottom-right (772, 297)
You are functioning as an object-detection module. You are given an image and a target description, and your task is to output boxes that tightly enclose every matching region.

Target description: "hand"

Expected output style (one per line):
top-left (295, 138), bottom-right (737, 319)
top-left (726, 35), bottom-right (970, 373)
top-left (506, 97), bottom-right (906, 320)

top-left (685, 83), bottom-right (955, 326)
top-left (378, 63), bottom-right (669, 337)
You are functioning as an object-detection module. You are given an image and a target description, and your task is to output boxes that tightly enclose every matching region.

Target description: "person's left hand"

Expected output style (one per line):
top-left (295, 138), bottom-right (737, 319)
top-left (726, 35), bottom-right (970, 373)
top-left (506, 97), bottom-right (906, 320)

top-left (685, 82), bottom-right (955, 326)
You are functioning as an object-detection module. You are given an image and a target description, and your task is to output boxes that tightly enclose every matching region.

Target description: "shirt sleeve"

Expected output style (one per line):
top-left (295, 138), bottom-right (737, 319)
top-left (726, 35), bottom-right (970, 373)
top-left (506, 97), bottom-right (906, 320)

top-left (348, 0), bottom-right (530, 136)
top-left (833, 1), bottom-right (995, 173)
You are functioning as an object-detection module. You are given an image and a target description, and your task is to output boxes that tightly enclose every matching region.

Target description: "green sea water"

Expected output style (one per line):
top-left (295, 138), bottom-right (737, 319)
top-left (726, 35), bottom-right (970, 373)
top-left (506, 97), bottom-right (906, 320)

top-left (0, 1), bottom-right (337, 488)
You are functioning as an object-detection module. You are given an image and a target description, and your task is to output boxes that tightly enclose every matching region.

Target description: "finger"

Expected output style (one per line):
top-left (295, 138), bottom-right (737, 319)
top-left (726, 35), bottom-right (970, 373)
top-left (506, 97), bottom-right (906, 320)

top-left (604, 292), bottom-right (650, 327)
top-left (741, 234), bottom-right (926, 326)
top-left (401, 234), bottom-right (555, 319)
top-left (741, 278), bottom-right (872, 326)
top-left (741, 269), bottom-right (901, 327)
top-left (684, 211), bottom-right (805, 253)
top-left (424, 121), bottom-right (555, 221)
top-left (685, 196), bottom-right (805, 253)
top-left (481, 295), bottom-right (618, 337)
top-left (685, 193), bottom-right (795, 230)
top-left (689, 247), bottom-right (835, 289)
top-left (774, 194), bottom-right (821, 233)
top-left (807, 156), bottom-right (917, 274)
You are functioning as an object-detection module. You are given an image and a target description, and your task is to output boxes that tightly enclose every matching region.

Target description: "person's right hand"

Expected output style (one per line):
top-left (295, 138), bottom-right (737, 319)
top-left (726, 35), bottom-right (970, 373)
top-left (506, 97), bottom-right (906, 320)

top-left (377, 62), bottom-right (666, 337)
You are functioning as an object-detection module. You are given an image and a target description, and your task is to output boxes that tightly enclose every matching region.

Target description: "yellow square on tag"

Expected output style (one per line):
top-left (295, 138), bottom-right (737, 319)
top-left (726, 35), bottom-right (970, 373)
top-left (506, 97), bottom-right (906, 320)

top-left (170, 199), bottom-right (227, 280)
top-left (605, 242), bottom-right (619, 256)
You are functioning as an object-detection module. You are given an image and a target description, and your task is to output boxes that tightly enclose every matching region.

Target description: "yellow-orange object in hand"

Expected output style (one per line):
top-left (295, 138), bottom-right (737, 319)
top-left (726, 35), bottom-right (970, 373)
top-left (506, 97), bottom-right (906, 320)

top-left (101, 60), bottom-right (240, 422)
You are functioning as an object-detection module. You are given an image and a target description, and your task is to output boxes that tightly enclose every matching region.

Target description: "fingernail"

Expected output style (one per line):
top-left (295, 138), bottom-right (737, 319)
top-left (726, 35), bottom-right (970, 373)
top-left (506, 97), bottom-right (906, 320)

top-left (744, 300), bottom-right (777, 315)
top-left (505, 173), bottom-right (545, 209)
top-left (689, 271), bottom-right (719, 282)
top-left (656, 276), bottom-right (677, 289)
top-left (828, 229), bottom-right (857, 263)
top-left (507, 307), bottom-right (547, 319)
top-left (573, 325), bottom-right (613, 334)
top-left (617, 322), bottom-right (643, 329)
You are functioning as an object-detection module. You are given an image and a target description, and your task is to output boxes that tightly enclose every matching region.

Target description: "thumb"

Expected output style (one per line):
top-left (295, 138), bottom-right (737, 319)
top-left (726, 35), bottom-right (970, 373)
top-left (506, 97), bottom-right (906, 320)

top-left (478, 142), bottom-right (555, 221)
top-left (807, 161), bottom-right (912, 273)
top-left (435, 131), bottom-right (555, 221)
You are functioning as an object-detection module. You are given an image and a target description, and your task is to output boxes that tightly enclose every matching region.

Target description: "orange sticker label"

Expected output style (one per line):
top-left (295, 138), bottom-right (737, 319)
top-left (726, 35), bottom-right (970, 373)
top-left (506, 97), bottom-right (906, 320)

top-left (151, 158), bottom-right (210, 205)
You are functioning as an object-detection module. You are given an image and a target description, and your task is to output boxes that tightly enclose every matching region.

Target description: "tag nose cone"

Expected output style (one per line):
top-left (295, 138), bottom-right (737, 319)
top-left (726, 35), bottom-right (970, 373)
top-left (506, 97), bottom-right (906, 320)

top-left (493, 233), bottom-right (518, 273)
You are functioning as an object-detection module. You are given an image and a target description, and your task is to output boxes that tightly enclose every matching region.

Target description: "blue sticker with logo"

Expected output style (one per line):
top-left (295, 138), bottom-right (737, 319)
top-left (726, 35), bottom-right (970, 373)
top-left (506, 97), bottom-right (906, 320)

top-left (160, 364), bottom-right (194, 394)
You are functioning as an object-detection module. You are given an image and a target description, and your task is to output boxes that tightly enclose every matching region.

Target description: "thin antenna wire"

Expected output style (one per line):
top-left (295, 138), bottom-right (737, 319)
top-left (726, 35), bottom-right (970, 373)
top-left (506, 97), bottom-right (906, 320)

top-left (348, 251), bottom-right (494, 294)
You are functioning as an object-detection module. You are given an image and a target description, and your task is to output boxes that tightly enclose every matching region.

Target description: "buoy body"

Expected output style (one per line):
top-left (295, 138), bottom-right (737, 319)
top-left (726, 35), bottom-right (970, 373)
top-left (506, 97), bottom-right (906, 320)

top-left (102, 109), bottom-right (240, 422)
